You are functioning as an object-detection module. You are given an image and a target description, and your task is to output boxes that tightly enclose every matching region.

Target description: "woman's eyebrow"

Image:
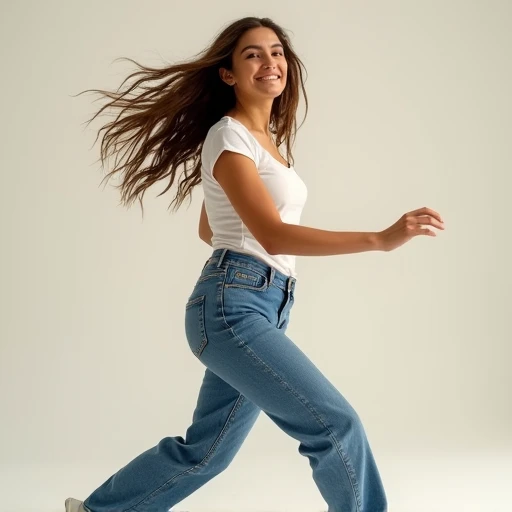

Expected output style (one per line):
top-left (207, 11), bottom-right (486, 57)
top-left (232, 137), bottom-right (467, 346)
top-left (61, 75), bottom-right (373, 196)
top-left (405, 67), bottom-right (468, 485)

top-left (240, 43), bottom-right (284, 54)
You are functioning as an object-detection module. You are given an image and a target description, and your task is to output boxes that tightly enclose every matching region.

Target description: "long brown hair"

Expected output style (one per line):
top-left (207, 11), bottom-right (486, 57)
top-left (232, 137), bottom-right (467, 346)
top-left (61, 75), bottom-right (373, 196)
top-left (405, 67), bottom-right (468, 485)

top-left (76, 16), bottom-right (309, 217)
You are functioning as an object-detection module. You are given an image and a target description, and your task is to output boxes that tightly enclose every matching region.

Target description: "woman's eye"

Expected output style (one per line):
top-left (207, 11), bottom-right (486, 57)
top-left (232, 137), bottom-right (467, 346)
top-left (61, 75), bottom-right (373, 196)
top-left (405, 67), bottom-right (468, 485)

top-left (248, 52), bottom-right (283, 58)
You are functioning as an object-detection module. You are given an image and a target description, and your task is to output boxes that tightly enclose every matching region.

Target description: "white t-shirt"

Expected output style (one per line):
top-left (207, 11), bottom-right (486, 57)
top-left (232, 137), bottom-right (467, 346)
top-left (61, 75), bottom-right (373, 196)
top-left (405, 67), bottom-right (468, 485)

top-left (200, 116), bottom-right (308, 277)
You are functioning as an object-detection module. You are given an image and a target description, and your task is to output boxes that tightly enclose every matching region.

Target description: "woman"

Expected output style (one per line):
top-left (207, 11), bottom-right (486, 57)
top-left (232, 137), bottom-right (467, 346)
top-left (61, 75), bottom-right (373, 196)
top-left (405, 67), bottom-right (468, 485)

top-left (67, 16), bottom-right (444, 512)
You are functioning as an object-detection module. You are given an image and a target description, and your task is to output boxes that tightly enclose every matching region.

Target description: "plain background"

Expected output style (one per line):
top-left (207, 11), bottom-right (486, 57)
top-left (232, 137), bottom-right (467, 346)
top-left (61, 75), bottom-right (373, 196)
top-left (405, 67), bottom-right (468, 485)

top-left (1, 1), bottom-right (510, 511)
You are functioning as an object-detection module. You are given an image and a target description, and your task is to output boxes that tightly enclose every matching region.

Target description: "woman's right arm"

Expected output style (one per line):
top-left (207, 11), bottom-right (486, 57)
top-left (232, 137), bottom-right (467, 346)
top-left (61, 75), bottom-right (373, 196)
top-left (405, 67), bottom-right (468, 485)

top-left (213, 151), bottom-right (380, 256)
top-left (269, 224), bottom-right (380, 256)
top-left (213, 151), bottom-right (443, 256)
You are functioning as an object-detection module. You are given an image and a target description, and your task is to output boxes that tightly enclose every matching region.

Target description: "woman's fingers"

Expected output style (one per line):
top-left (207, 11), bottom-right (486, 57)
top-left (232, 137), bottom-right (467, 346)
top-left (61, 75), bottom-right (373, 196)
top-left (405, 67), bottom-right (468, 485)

top-left (408, 206), bottom-right (444, 224)
top-left (416, 215), bottom-right (445, 230)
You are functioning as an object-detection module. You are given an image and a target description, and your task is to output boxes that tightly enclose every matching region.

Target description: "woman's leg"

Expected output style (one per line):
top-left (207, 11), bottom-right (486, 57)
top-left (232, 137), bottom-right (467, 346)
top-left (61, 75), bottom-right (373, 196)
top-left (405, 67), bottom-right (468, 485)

top-left (83, 367), bottom-right (261, 512)
top-left (183, 250), bottom-right (387, 512)
top-left (84, 248), bottom-right (387, 512)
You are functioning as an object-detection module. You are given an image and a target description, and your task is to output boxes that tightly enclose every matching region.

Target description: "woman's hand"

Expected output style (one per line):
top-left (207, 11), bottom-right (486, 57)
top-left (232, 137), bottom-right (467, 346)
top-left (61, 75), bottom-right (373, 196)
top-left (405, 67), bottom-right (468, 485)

top-left (376, 207), bottom-right (445, 252)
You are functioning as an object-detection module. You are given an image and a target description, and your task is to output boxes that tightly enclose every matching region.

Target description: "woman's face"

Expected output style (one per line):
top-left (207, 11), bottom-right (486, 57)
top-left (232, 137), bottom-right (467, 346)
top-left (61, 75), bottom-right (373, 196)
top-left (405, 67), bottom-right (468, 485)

top-left (221, 26), bottom-right (288, 101)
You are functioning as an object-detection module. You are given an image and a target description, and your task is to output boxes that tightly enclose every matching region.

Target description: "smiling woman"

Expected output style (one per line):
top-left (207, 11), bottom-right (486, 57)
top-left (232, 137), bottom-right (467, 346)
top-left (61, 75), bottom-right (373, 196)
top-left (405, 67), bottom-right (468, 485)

top-left (75, 18), bottom-right (308, 218)
top-left (66, 14), bottom-right (413, 512)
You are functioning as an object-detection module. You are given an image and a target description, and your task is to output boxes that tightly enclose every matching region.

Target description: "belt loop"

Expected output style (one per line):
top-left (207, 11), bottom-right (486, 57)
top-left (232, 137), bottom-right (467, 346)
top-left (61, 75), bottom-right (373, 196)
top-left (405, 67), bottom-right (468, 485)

top-left (216, 248), bottom-right (228, 268)
top-left (269, 267), bottom-right (275, 286)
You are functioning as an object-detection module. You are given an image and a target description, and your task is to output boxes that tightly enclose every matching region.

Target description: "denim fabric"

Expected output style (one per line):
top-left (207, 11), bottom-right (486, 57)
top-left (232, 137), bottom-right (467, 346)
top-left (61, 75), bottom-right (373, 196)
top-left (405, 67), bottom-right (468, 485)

top-left (83, 248), bottom-right (387, 512)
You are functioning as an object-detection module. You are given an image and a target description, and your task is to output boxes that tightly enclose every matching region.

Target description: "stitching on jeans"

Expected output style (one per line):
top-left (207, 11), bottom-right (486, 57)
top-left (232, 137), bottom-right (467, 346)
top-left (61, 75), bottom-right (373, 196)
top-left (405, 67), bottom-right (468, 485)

top-left (126, 393), bottom-right (248, 512)
top-left (198, 271), bottom-right (226, 283)
top-left (212, 258), bottom-right (291, 293)
top-left (218, 281), bottom-right (362, 510)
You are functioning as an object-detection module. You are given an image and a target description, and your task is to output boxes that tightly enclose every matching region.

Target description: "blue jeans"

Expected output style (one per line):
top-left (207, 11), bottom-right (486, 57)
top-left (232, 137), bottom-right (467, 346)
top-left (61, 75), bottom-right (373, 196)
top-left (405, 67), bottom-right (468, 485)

top-left (83, 248), bottom-right (387, 512)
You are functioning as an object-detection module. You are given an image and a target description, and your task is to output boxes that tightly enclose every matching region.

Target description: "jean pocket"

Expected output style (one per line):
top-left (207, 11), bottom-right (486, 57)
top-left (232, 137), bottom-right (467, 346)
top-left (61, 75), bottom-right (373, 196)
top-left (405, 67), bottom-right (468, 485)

top-left (224, 265), bottom-right (268, 292)
top-left (184, 295), bottom-right (208, 357)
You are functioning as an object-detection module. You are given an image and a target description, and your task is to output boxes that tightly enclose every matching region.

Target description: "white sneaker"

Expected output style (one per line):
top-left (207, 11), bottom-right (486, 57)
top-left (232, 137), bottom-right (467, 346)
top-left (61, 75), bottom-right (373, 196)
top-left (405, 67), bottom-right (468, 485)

top-left (65, 497), bottom-right (89, 512)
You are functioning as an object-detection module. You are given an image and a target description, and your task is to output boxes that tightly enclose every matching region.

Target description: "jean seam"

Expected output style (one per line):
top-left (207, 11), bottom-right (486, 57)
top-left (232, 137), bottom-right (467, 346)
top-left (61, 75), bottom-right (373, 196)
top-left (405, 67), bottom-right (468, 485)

top-left (218, 281), bottom-right (362, 511)
top-left (125, 393), bottom-right (247, 512)
top-left (210, 256), bottom-right (294, 294)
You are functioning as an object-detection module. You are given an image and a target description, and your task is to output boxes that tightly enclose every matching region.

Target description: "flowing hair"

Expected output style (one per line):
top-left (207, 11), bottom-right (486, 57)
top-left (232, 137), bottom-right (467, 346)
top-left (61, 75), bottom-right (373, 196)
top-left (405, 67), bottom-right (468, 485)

top-left (75, 16), bottom-right (309, 217)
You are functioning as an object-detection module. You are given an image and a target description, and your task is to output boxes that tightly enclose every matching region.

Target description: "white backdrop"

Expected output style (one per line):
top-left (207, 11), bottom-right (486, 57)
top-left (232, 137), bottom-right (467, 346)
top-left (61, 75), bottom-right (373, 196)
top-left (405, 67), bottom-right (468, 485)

top-left (1, 1), bottom-right (510, 511)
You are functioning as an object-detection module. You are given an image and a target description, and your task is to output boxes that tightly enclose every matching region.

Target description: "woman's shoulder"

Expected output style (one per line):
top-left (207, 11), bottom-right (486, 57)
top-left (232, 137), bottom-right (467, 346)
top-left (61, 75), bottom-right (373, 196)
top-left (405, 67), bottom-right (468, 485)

top-left (202, 116), bottom-right (261, 173)
top-left (204, 116), bottom-right (257, 150)
top-left (207, 116), bottom-right (245, 137)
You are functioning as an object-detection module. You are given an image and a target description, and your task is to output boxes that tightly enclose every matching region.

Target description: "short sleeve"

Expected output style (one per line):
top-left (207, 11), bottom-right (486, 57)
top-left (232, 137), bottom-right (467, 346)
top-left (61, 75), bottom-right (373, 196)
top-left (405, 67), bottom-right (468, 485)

top-left (203, 124), bottom-right (257, 176)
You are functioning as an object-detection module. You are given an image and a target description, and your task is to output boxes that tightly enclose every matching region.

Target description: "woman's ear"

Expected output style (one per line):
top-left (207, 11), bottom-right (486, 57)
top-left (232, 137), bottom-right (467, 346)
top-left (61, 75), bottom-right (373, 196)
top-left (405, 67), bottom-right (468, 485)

top-left (219, 68), bottom-right (235, 86)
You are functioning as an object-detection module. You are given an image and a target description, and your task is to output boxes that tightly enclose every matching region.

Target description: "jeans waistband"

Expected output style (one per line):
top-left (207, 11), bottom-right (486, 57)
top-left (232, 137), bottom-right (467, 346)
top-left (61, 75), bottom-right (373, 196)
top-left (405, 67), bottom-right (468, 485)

top-left (206, 248), bottom-right (296, 294)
